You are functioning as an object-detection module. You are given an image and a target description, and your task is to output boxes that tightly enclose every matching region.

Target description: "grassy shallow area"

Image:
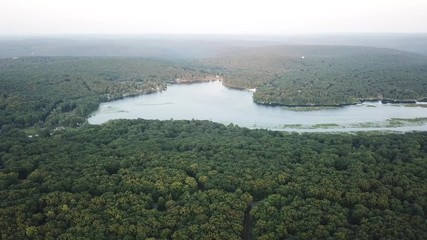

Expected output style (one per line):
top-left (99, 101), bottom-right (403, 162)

top-left (280, 117), bottom-right (427, 131)
top-left (283, 106), bottom-right (339, 112)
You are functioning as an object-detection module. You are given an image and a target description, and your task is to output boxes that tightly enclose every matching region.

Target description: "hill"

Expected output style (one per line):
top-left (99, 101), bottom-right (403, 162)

top-left (201, 45), bottom-right (427, 105)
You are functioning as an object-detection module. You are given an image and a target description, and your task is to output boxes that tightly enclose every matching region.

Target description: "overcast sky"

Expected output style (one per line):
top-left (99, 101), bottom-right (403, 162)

top-left (0, 0), bottom-right (426, 35)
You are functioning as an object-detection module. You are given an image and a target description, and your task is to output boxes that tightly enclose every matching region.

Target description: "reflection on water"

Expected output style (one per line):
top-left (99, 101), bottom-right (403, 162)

top-left (88, 81), bottom-right (427, 132)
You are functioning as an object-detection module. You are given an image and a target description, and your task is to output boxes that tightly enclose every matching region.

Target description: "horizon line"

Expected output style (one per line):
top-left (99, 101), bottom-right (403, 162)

top-left (1, 32), bottom-right (427, 38)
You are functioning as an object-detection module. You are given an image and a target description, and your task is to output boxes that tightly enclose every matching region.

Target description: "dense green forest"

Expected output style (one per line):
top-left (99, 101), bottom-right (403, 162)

top-left (202, 45), bottom-right (427, 105)
top-left (1, 45), bottom-right (427, 239)
top-left (1, 120), bottom-right (426, 239)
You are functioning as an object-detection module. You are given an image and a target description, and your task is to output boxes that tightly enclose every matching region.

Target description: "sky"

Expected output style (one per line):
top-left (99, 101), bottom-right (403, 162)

top-left (0, 0), bottom-right (426, 35)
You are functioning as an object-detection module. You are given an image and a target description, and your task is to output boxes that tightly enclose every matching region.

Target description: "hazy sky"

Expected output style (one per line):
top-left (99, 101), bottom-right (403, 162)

top-left (1, 0), bottom-right (426, 35)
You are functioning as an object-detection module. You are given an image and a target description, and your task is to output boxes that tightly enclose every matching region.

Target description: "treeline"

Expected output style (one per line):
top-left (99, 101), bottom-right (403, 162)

top-left (0, 57), bottom-right (214, 130)
top-left (201, 45), bottom-right (427, 105)
top-left (1, 119), bottom-right (426, 239)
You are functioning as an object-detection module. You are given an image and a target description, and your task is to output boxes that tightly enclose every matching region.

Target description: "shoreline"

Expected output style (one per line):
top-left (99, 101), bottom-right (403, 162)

top-left (107, 79), bottom-right (426, 108)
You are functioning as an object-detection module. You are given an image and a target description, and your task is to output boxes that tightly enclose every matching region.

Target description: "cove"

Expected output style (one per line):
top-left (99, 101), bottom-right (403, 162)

top-left (88, 81), bottom-right (427, 132)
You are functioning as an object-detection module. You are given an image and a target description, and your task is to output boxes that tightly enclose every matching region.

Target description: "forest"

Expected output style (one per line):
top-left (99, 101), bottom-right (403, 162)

top-left (0, 44), bottom-right (427, 239)
top-left (1, 120), bottom-right (426, 239)
top-left (201, 45), bottom-right (427, 106)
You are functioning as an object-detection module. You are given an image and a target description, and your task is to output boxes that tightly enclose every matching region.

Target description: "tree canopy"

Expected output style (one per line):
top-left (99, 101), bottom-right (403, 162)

top-left (1, 120), bottom-right (426, 239)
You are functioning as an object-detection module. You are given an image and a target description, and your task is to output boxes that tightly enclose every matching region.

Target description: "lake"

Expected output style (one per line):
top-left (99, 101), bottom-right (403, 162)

top-left (88, 81), bottom-right (427, 132)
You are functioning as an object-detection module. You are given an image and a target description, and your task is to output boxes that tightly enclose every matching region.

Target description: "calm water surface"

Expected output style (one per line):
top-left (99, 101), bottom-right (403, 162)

top-left (88, 81), bottom-right (427, 132)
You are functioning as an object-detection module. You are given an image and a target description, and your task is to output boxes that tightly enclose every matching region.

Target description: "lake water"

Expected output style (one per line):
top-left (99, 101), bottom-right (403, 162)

top-left (88, 81), bottom-right (427, 132)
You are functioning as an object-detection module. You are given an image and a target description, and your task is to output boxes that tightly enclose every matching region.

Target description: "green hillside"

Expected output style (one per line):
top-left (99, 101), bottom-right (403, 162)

top-left (202, 45), bottom-right (427, 105)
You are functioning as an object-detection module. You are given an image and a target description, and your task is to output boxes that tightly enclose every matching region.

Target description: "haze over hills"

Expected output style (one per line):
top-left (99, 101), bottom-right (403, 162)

top-left (0, 35), bottom-right (272, 59)
top-left (273, 33), bottom-right (427, 55)
top-left (1, 33), bottom-right (427, 59)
